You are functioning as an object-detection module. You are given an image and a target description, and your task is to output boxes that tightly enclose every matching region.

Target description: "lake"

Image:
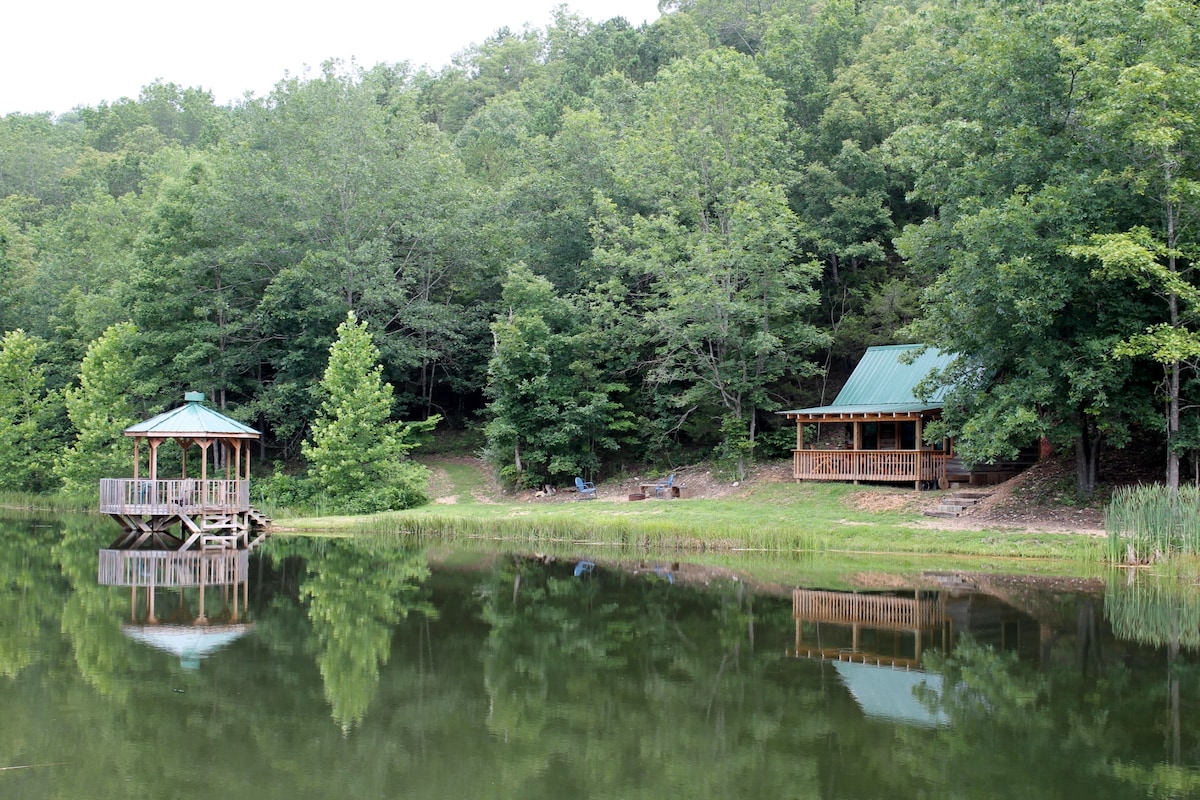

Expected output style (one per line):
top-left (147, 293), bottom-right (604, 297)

top-left (2, 512), bottom-right (1197, 799)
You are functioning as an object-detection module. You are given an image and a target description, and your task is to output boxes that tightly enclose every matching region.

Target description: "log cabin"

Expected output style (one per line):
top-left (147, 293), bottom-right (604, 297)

top-left (779, 344), bottom-right (955, 489)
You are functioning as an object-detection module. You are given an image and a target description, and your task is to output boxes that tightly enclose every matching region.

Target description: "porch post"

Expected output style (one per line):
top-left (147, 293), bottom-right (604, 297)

top-left (914, 416), bottom-right (924, 490)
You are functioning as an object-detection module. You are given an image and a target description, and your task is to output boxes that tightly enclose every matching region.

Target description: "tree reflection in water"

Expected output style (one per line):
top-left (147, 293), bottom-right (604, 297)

top-left (4, 512), bottom-right (1200, 799)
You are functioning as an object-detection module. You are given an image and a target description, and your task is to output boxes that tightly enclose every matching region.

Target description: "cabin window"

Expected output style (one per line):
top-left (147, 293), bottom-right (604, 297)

top-left (900, 421), bottom-right (917, 450)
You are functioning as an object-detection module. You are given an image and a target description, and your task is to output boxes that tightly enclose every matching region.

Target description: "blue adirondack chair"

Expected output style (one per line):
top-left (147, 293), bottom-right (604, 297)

top-left (654, 473), bottom-right (675, 498)
top-left (574, 476), bottom-right (597, 499)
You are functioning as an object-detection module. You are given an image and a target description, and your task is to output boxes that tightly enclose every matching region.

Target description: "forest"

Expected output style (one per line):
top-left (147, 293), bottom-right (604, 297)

top-left (2, 0), bottom-right (1198, 503)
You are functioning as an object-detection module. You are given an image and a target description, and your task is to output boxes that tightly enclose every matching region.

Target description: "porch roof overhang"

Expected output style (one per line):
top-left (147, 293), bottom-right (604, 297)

top-left (778, 344), bottom-right (954, 424)
top-left (779, 402), bottom-right (942, 423)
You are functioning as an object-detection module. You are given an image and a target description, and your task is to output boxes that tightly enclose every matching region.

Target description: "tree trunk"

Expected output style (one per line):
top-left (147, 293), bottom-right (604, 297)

top-left (1073, 416), bottom-right (1102, 498)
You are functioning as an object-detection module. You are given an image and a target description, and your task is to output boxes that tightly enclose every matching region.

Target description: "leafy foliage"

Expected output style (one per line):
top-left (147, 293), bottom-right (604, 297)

top-left (302, 313), bottom-right (435, 513)
top-left (0, 330), bottom-right (61, 491)
top-left (4, 0), bottom-right (1200, 497)
top-left (56, 322), bottom-right (155, 496)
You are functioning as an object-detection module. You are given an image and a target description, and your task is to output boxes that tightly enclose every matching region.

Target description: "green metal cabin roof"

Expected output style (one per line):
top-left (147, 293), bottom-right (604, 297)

top-left (124, 393), bottom-right (260, 439)
top-left (833, 660), bottom-right (948, 727)
top-left (780, 345), bottom-right (955, 416)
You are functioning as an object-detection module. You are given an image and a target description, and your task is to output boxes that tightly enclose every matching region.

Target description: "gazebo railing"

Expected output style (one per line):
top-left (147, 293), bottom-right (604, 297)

top-left (100, 478), bottom-right (250, 515)
top-left (98, 548), bottom-right (250, 587)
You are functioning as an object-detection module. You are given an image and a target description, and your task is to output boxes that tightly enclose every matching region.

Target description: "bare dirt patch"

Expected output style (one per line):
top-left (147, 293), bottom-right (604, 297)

top-left (915, 455), bottom-right (1117, 535)
top-left (850, 491), bottom-right (927, 513)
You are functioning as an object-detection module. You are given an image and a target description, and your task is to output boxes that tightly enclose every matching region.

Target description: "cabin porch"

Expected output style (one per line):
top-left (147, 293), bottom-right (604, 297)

top-left (792, 449), bottom-right (952, 488)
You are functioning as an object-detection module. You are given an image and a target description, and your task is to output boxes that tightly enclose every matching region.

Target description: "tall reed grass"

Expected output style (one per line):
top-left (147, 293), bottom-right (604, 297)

top-left (1104, 485), bottom-right (1200, 563)
top-left (350, 513), bottom-right (825, 553)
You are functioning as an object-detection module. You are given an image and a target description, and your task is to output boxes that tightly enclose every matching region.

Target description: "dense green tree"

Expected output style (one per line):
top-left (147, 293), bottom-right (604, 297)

top-left (597, 48), bottom-right (826, 476)
top-left (1060, 0), bottom-right (1200, 491)
top-left (0, 330), bottom-right (61, 491)
top-left (890, 0), bottom-right (1161, 496)
top-left (0, 199), bottom-right (37, 334)
top-left (56, 322), bottom-right (155, 496)
top-left (212, 62), bottom-right (479, 446)
top-left (302, 313), bottom-right (434, 512)
top-left (131, 157), bottom-right (261, 408)
top-left (484, 264), bottom-right (636, 487)
top-left (0, 112), bottom-right (85, 206)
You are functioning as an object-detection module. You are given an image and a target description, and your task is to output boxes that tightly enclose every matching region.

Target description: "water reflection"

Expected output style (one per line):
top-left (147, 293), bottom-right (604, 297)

top-left (97, 548), bottom-right (254, 670)
top-left (5, 512), bottom-right (1200, 799)
top-left (790, 589), bottom-right (951, 726)
top-left (270, 536), bottom-right (436, 731)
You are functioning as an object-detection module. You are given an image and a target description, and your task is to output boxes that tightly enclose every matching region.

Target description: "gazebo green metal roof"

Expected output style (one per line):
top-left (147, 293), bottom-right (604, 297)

top-left (780, 345), bottom-right (955, 417)
top-left (124, 392), bottom-right (260, 439)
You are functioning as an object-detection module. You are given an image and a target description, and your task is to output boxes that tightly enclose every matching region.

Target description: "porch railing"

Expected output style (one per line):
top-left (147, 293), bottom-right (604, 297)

top-left (99, 478), bottom-right (250, 515)
top-left (791, 450), bottom-right (951, 484)
top-left (793, 589), bottom-right (946, 631)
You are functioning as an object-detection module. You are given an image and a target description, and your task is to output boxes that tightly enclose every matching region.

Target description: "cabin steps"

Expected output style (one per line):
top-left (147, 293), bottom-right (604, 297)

top-left (924, 490), bottom-right (991, 518)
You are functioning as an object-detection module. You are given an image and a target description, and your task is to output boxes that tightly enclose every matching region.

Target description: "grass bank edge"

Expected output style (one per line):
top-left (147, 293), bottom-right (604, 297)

top-left (273, 482), bottom-right (1105, 562)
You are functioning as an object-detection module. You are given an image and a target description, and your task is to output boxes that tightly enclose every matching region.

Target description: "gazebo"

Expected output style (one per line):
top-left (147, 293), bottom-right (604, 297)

top-left (99, 392), bottom-right (270, 551)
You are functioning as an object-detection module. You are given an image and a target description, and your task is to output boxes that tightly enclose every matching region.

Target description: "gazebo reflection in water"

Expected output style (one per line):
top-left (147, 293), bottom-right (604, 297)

top-left (98, 547), bottom-right (254, 670)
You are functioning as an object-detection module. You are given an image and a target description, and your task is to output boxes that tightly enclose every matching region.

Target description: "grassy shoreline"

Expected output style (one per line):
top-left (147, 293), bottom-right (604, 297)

top-left (272, 479), bottom-right (1107, 563)
top-left (3, 473), bottom-right (1109, 564)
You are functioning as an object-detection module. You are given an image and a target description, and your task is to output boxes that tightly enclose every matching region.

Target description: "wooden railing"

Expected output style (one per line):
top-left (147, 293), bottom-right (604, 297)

top-left (791, 450), bottom-right (951, 483)
top-left (794, 589), bottom-right (946, 631)
top-left (97, 548), bottom-right (249, 587)
top-left (99, 478), bottom-right (250, 515)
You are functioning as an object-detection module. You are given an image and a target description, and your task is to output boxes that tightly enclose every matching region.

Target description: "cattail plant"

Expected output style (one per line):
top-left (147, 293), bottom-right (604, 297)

top-left (1105, 485), bottom-right (1200, 564)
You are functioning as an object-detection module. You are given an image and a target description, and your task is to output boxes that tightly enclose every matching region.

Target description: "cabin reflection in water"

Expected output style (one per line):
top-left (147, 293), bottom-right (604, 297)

top-left (97, 548), bottom-right (254, 670)
top-left (788, 581), bottom-right (1054, 727)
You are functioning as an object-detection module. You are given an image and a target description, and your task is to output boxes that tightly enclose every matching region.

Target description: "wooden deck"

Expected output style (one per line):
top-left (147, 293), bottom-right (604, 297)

top-left (792, 450), bottom-right (951, 485)
top-left (99, 478), bottom-right (250, 515)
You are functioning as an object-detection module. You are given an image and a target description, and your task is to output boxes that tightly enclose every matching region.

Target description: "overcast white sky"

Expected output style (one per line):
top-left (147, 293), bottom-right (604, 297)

top-left (3, 1), bottom-right (663, 117)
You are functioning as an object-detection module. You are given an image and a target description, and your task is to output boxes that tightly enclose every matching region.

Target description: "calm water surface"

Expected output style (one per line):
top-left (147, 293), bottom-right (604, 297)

top-left (2, 512), bottom-right (1198, 799)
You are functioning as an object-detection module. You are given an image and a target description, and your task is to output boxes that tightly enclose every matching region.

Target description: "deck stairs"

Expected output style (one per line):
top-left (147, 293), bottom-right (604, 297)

top-left (924, 490), bottom-right (991, 519)
top-left (247, 507), bottom-right (273, 530)
top-left (246, 507), bottom-right (274, 549)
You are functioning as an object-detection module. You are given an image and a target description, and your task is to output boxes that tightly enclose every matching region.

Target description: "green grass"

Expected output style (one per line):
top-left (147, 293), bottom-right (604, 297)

top-left (0, 490), bottom-right (93, 514)
top-left (276, 477), bottom-right (1106, 562)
